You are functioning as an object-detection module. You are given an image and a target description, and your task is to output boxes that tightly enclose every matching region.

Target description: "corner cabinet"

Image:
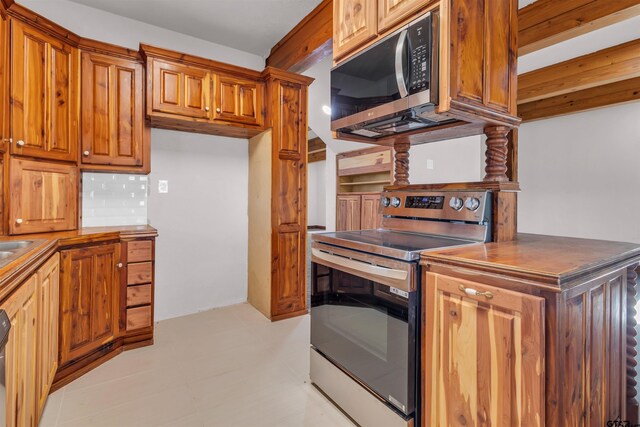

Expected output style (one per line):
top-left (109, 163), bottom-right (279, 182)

top-left (80, 50), bottom-right (148, 172)
top-left (59, 243), bottom-right (121, 367)
top-left (422, 272), bottom-right (545, 426)
top-left (10, 19), bottom-right (79, 163)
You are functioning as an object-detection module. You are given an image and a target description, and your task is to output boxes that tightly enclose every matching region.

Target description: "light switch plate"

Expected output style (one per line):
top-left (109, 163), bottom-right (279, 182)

top-left (426, 159), bottom-right (434, 170)
top-left (158, 180), bottom-right (169, 193)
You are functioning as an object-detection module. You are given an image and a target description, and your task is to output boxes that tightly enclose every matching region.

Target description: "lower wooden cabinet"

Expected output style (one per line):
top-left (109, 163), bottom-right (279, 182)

top-left (123, 238), bottom-right (155, 335)
top-left (2, 253), bottom-right (59, 427)
top-left (59, 243), bottom-right (121, 366)
top-left (8, 158), bottom-right (78, 235)
top-left (336, 193), bottom-right (382, 231)
top-left (422, 272), bottom-right (545, 426)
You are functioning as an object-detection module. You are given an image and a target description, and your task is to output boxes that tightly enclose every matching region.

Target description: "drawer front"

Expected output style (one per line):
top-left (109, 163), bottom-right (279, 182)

top-left (127, 262), bottom-right (152, 285)
top-left (127, 284), bottom-right (152, 307)
top-left (126, 306), bottom-right (152, 331)
top-left (127, 240), bottom-right (153, 263)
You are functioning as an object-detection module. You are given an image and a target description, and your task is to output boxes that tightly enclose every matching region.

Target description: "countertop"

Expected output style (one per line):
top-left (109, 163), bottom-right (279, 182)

top-left (421, 233), bottom-right (640, 287)
top-left (0, 225), bottom-right (158, 301)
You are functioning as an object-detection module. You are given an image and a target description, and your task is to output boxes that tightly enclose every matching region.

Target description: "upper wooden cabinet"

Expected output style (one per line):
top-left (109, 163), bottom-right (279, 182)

top-left (80, 50), bottom-right (148, 172)
top-left (10, 19), bottom-right (79, 163)
top-left (378, 0), bottom-right (428, 33)
top-left (213, 75), bottom-right (263, 127)
top-left (148, 57), bottom-right (212, 120)
top-left (333, 0), bottom-right (377, 61)
top-left (8, 158), bottom-right (78, 235)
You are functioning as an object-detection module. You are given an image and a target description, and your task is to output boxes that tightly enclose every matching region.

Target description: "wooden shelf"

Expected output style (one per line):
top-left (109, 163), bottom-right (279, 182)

top-left (339, 180), bottom-right (391, 186)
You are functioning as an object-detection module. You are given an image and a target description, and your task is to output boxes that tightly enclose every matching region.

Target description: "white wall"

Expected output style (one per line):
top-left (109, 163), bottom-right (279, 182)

top-left (20, 0), bottom-right (264, 320)
top-left (307, 161), bottom-right (326, 227)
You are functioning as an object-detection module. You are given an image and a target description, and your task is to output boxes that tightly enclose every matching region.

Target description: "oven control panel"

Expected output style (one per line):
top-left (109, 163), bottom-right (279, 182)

top-left (380, 190), bottom-right (491, 223)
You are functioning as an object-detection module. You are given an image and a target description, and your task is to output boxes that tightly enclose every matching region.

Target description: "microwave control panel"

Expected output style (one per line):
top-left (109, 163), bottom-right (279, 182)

top-left (408, 14), bottom-right (432, 94)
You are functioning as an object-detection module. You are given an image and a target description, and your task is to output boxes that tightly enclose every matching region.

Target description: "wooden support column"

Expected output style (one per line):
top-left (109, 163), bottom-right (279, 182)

top-left (393, 142), bottom-right (410, 186)
top-left (628, 263), bottom-right (640, 423)
top-left (484, 126), bottom-right (510, 182)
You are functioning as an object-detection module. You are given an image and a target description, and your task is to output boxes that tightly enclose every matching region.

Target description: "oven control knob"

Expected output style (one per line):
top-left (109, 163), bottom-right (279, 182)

top-left (390, 197), bottom-right (401, 208)
top-left (381, 197), bottom-right (391, 207)
top-left (449, 197), bottom-right (463, 211)
top-left (465, 197), bottom-right (481, 212)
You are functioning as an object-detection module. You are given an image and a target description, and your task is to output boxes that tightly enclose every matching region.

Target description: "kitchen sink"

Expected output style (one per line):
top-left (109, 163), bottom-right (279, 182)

top-left (0, 240), bottom-right (44, 269)
top-left (0, 241), bottom-right (34, 251)
top-left (0, 251), bottom-right (13, 260)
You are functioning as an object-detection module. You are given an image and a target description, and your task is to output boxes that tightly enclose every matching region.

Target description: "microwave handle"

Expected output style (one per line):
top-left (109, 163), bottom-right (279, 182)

top-left (394, 29), bottom-right (409, 98)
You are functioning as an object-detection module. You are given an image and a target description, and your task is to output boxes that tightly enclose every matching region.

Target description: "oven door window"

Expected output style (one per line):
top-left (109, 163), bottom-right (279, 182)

top-left (310, 262), bottom-right (416, 416)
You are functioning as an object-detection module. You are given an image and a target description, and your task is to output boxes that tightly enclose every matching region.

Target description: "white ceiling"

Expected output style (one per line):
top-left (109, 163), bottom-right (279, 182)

top-left (67, 0), bottom-right (322, 57)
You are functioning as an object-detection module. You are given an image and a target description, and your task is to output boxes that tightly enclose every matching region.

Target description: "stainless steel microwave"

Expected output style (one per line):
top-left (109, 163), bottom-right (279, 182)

top-left (331, 11), bottom-right (451, 139)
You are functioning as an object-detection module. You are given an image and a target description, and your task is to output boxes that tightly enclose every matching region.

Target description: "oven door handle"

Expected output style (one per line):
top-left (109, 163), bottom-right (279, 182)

top-left (312, 248), bottom-right (408, 282)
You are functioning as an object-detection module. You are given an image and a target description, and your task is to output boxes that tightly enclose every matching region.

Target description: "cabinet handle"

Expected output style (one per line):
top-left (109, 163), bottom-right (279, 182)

top-left (16, 140), bottom-right (25, 147)
top-left (117, 262), bottom-right (123, 268)
top-left (216, 107), bottom-right (221, 113)
top-left (205, 106), bottom-right (210, 112)
top-left (15, 218), bottom-right (23, 225)
top-left (458, 284), bottom-right (493, 300)
top-left (83, 150), bottom-right (90, 156)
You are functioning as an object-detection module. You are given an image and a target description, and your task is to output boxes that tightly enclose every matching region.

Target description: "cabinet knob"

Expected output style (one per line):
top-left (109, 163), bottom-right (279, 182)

top-left (458, 284), bottom-right (493, 300)
top-left (205, 106), bottom-right (210, 112)
top-left (216, 107), bottom-right (221, 113)
top-left (117, 262), bottom-right (123, 268)
top-left (16, 140), bottom-right (25, 147)
top-left (83, 150), bottom-right (90, 156)
top-left (15, 218), bottom-right (23, 225)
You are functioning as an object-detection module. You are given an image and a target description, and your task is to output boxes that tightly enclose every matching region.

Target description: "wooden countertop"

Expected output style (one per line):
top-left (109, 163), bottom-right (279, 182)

top-left (421, 233), bottom-right (640, 287)
top-left (0, 225), bottom-right (158, 302)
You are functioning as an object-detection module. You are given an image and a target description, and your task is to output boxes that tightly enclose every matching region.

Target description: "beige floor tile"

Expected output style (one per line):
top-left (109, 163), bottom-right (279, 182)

top-left (39, 387), bottom-right (65, 427)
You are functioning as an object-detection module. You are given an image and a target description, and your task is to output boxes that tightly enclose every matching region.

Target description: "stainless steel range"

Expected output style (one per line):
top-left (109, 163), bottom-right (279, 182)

top-left (310, 189), bottom-right (492, 427)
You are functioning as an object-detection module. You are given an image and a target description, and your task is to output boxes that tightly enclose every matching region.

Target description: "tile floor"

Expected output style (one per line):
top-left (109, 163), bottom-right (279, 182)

top-left (40, 303), bottom-right (355, 427)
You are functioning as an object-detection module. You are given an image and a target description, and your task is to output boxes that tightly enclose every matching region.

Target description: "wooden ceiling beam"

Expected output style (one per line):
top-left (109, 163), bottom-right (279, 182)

top-left (519, 76), bottom-right (640, 122)
top-left (519, 0), bottom-right (640, 55)
top-left (266, 0), bottom-right (333, 73)
top-left (518, 39), bottom-right (640, 104)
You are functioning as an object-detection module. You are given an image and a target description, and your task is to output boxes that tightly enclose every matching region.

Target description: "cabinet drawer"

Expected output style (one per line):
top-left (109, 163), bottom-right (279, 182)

top-left (127, 241), bottom-right (153, 263)
top-left (127, 284), bottom-right (152, 307)
top-left (126, 306), bottom-right (152, 331)
top-left (127, 262), bottom-right (153, 285)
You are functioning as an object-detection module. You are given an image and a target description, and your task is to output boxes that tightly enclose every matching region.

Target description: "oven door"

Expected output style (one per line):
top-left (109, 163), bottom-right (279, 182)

top-left (310, 242), bottom-right (418, 416)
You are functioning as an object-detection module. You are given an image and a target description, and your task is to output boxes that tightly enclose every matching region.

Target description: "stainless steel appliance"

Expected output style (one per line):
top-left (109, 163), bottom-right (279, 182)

top-left (0, 309), bottom-right (11, 427)
top-left (330, 11), bottom-right (452, 139)
top-left (310, 189), bottom-right (492, 427)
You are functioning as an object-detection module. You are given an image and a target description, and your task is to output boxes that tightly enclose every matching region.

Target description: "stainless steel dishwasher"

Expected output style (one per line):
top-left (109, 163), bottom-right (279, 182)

top-left (0, 309), bottom-right (11, 427)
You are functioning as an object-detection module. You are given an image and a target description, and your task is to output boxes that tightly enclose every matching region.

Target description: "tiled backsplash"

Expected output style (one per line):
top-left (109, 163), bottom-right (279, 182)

top-left (82, 173), bottom-right (149, 227)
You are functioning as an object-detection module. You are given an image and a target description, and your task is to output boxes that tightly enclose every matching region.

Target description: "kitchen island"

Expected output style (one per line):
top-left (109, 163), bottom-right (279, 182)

top-left (421, 233), bottom-right (640, 426)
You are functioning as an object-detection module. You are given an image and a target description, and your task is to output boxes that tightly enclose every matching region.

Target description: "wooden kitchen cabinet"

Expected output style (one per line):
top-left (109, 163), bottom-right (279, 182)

top-left (423, 272), bottom-right (545, 426)
top-left (59, 243), bottom-right (121, 367)
top-left (213, 74), bottom-right (263, 126)
top-left (10, 19), bottom-right (79, 163)
top-left (360, 194), bottom-right (382, 229)
top-left (147, 57), bottom-right (212, 120)
top-left (81, 51), bottom-right (148, 172)
top-left (336, 195), bottom-right (361, 231)
top-left (8, 158), bottom-right (78, 235)
top-left (377, 0), bottom-right (429, 33)
top-left (333, 0), bottom-right (377, 61)
top-left (123, 238), bottom-right (155, 336)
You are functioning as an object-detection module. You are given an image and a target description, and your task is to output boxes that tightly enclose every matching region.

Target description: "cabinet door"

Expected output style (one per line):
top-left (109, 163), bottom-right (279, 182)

top-left (213, 75), bottom-right (263, 126)
top-left (3, 275), bottom-right (38, 427)
top-left (11, 20), bottom-right (79, 162)
top-left (378, 0), bottom-right (429, 33)
top-left (9, 158), bottom-right (78, 235)
top-left (360, 194), bottom-right (381, 230)
top-left (149, 58), bottom-right (211, 120)
top-left (336, 195), bottom-right (361, 231)
top-left (0, 15), bottom-right (9, 154)
top-left (81, 52), bottom-right (145, 169)
top-left (35, 254), bottom-right (59, 418)
top-left (423, 273), bottom-right (545, 426)
top-left (333, 0), bottom-right (377, 61)
top-left (59, 244), bottom-right (121, 366)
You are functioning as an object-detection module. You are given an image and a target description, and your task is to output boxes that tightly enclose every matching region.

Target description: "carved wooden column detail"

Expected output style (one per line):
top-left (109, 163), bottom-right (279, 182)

top-left (628, 263), bottom-right (640, 423)
top-left (394, 142), bottom-right (410, 185)
top-left (484, 126), bottom-right (511, 182)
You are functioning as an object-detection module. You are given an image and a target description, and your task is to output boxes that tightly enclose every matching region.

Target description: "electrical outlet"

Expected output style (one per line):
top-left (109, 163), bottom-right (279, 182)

top-left (158, 180), bottom-right (169, 193)
top-left (427, 159), bottom-right (435, 170)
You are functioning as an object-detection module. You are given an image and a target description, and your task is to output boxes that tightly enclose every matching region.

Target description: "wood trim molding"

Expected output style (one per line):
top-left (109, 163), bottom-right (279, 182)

top-left (6, 3), bottom-right (81, 44)
top-left (518, 39), bottom-right (640, 105)
top-left (266, 0), bottom-right (333, 73)
top-left (627, 263), bottom-right (640, 423)
top-left (519, 77), bottom-right (640, 122)
top-left (78, 38), bottom-right (142, 61)
top-left (518, 0), bottom-right (640, 55)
